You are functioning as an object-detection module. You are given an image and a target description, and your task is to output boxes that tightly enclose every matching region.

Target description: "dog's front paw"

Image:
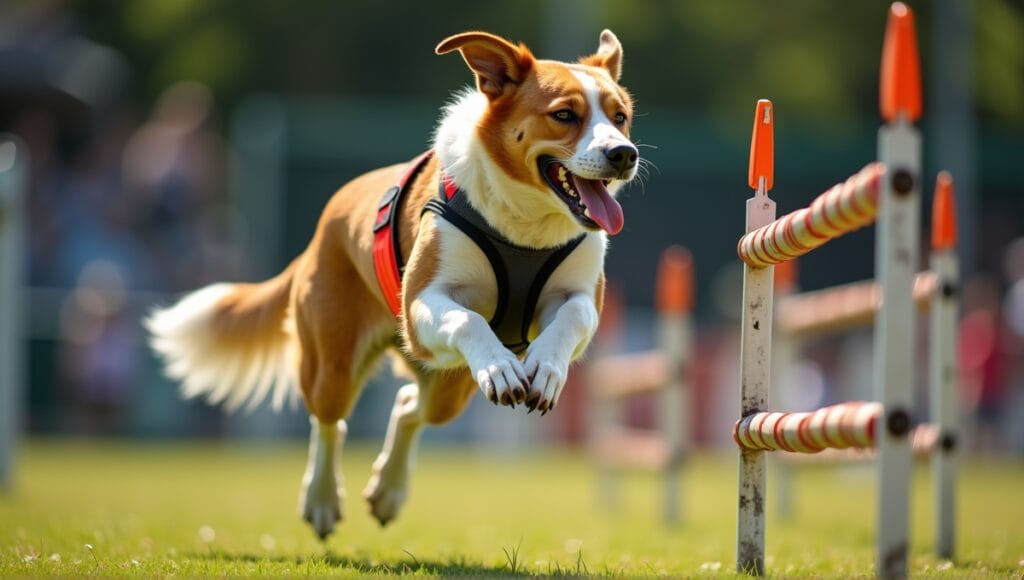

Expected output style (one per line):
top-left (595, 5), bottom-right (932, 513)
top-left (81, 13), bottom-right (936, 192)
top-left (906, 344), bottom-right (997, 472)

top-left (523, 346), bottom-right (570, 415)
top-left (299, 477), bottom-right (344, 540)
top-left (362, 454), bottom-right (408, 527)
top-left (469, 349), bottom-right (529, 407)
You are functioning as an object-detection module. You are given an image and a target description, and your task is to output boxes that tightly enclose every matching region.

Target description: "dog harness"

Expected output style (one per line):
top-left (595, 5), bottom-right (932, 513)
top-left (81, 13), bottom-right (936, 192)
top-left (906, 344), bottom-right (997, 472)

top-left (372, 151), bottom-right (586, 354)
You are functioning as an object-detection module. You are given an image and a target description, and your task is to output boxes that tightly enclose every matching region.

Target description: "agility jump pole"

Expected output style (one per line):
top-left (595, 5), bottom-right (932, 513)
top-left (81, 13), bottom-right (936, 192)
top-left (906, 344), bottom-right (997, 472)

top-left (737, 162), bottom-right (884, 268)
top-left (769, 182), bottom-right (958, 511)
top-left (0, 135), bottom-right (27, 489)
top-left (930, 172), bottom-right (959, 560)
top-left (588, 246), bottom-right (694, 525)
top-left (771, 191), bottom-right (956, 504)
top-left (873, 5), bottom-right (922, 575)
top-left (734, 5), bottom-right (925, 577)
top-left (747, 173), bottom-right (960, 538)
top-left (735, 401), bottom-right (943, 456)
top-left (736, 98), bottom-right (775, 577)
top-left (775, 270), bottom-right (936, 338)
top-left (769, 266), bottom-right (931, 521)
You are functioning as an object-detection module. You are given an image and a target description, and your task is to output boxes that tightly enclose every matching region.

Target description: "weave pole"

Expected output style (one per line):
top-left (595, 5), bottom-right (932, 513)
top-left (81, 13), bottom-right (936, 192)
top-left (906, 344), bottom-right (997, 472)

top-left (874, 4), bottom-right (921, 577)
top-left (588, 247), bottom-right (694, 525)
top-left (0, 135), bottom-right (27, 488)
top-left (733, 5), bottom-right (925, 575)
top-left (655, 246), bottom-right (694, 525)
top-left (736, 98), bottom-right (775, 576)
top-left (930, 172), bottom-right (959, 559)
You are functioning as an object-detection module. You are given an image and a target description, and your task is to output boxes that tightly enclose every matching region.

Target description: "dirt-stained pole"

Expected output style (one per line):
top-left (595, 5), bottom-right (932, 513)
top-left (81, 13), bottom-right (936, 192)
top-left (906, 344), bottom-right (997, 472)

top-left (736, 98), bottom-right (775, 576)
top-left (874, 3), bottom-right (922, 578)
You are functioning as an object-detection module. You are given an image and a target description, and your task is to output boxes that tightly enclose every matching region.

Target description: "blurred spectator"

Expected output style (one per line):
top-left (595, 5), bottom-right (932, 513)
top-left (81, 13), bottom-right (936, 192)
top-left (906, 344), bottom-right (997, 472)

top-left (58, 260), bottom-right (139, 435)
top-left (121, 81), bottom-right (239, 291)
top-left (1002, 238), bottom-right (1024, 453)
top-left (50, 117), bottom-right (154, 289)
top-left (4, 1), bottom-right (241, 434)
top-left (958, 272), bottom-right (1008, 452)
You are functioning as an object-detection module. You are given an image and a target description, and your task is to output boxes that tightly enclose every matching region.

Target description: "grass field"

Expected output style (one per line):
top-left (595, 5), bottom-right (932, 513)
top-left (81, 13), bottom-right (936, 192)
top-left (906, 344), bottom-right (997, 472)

top-left (1, 440), bottom-right (1023, 577)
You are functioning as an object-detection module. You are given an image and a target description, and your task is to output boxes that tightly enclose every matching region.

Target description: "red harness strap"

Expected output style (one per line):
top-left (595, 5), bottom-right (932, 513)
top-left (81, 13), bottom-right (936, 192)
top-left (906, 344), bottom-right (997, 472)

top-left (372, 151), bottom-right (434, 316)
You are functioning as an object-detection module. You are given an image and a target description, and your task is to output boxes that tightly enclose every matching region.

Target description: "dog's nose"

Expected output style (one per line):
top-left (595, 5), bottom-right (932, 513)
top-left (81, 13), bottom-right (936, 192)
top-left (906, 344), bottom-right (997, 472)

top-left (604, 144), bottom-right (638, 175)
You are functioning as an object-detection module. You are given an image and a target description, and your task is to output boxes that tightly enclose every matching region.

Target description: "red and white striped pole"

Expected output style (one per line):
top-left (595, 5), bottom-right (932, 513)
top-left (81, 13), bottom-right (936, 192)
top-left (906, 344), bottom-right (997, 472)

top-left (734, 401), bottom-right (882, 453)
top-left (733, 402), bottom-right (943, 455)
top-left (736, 98), bottom-right (775, 576)
top-left (930, 172), bottom-right (959, 560)
top-left (737, 164), bottom-right (884, 268)
top-left (874, 3), bottom-right (922, 578)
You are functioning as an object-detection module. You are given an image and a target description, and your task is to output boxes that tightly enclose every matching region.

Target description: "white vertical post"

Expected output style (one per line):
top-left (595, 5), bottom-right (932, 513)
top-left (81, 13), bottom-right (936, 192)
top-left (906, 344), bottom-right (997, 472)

top-left (0, 135), bottom-right (27, 489)
top-left (737, 99), bottom-right (775, 576)
top-left (656, 246), bottom-right (694, 526)
top-left (930, 172), bottom-right (959, 560)
top-left (930, 248), bottom-right (957, 559)
top-left (874, 118), bottom-right (920, 580)
top-left (659, 310), bottom-right (686, 526)
top-left (875, 4), bottom-right (922, 577)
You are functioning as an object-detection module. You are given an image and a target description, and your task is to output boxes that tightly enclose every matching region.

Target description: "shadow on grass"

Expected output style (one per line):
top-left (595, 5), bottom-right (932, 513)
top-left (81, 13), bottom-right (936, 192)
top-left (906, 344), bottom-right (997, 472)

top-left (187, 549), bottom-right (591, 577)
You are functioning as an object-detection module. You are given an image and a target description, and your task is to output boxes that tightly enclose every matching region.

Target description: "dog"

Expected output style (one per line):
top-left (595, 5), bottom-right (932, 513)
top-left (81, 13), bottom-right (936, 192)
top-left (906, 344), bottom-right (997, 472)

top-left (146, 29), bottom-right (639, 539)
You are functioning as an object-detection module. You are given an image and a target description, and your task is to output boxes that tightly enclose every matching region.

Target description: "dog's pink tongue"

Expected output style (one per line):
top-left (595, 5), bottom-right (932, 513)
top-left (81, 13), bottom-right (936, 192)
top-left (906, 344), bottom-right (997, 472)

top-left (575, 178), bottom-right (624, 235)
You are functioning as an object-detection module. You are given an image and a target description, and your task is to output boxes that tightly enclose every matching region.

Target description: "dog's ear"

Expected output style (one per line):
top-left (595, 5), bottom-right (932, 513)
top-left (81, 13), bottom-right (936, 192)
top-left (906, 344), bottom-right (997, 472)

top-left (436, 32), bottom-right (534, 99)
top-left (579, 29), bottom-right (623, 81)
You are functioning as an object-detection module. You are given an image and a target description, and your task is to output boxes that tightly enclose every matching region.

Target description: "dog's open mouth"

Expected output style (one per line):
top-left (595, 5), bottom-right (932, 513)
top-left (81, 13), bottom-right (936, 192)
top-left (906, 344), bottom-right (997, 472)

top-left (538, 156), bottom-right (624, 235)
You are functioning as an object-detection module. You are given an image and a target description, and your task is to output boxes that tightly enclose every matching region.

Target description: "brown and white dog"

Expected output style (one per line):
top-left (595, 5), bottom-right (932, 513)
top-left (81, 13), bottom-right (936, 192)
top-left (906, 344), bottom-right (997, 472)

top-left (146, 30), bottom-right (639, 539)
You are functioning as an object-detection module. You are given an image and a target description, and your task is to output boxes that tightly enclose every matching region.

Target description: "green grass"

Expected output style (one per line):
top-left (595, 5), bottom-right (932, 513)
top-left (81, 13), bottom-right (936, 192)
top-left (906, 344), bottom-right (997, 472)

top-left (1, 440), bottom-right (1023, 576)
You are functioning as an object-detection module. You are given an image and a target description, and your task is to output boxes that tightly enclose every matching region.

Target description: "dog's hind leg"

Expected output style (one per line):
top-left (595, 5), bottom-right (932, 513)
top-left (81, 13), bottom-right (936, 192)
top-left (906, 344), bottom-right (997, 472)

top-left (295, 320), bottom-right (394, 539)
top-left (363, 367), bottom-right (475, 526)
top-left (293, 288), bottom-right (394, 539)
top-left (299, 417), bottom-right (346, 539)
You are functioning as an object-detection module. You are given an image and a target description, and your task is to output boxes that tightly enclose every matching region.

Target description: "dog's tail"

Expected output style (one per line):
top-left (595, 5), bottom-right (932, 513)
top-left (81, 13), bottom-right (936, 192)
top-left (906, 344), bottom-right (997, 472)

top-left (145, 261), bottom-right (300, 412)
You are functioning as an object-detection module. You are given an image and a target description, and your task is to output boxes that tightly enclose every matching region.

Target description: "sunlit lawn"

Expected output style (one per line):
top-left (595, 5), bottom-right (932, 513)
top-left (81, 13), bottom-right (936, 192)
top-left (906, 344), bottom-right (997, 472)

top-left (1, 440), bottom-right (1022, 576)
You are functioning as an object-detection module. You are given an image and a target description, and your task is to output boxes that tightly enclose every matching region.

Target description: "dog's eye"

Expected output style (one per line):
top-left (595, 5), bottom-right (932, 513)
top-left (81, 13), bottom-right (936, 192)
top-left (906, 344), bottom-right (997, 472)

top-left (551, 109), bottom-right (578, 123)
top-left (613, 112), bottom-right (628, 126)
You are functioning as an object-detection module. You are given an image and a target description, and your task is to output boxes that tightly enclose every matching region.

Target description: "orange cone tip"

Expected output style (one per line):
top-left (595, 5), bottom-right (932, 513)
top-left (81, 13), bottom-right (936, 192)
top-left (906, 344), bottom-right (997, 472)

top-left (656, 245), bottom-right (694, 315)
top-left (931, 171), bottom-right (957, 251)
top-left (880, 2), bottom-right (922, 123)
top-left (748, 99), bottom-right (774, 191)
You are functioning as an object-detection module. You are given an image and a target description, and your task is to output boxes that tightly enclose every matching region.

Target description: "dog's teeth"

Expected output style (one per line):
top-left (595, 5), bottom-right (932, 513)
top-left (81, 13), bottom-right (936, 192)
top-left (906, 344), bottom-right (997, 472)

top-left (558, 167), bottom-right (567, 179)
top-left (559, 179), bottom-right (579, 198)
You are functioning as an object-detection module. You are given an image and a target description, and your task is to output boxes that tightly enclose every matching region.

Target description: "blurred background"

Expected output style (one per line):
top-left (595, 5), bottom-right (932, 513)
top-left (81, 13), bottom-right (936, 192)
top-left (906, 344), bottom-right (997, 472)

top-left (0, 0), bottom-right (1022, 459)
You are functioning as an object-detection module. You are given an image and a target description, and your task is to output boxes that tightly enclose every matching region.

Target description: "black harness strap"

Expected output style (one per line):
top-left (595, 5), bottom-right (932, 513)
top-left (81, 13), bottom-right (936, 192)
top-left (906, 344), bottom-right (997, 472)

top-left (520, 240), bottom-right (585, 348)
top-left (423, 181), bottom-right (586, 354)
top-left (423, 196), bottom-right (511, 335)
